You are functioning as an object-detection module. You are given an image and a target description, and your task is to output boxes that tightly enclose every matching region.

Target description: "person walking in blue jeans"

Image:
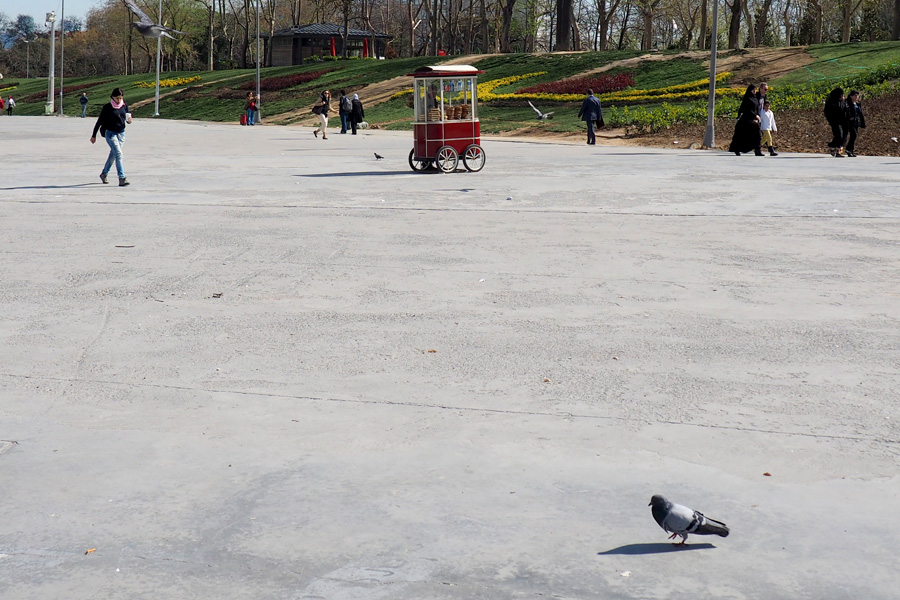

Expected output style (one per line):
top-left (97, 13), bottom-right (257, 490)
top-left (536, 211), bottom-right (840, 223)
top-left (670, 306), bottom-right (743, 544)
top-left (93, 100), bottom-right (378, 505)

top-left (80, 92), bottom-right (89, 118)
top-left (90, 87), bottom-right (132, 187)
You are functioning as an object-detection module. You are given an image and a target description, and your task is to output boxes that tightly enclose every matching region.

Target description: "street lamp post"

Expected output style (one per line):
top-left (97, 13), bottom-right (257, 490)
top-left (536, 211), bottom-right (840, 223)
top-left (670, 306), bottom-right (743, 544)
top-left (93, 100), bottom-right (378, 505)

top-left (59, 0), bottom-right (65, 116)
top-left (46, 11), bottom-right (56, 114)
top-left (256, 0), bottom-right (261, 122)
top-left (23, 40), bottom-right (30, 78)
top-left (154, 0), bottom-right (163, 116)
top-left (702, 0), bottom-right (719, 149)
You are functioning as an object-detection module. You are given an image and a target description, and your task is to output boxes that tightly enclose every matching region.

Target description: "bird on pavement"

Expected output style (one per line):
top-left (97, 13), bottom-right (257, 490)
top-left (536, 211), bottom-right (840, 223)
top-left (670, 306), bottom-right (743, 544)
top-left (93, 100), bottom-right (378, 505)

top-left (649, 495), bottom-right (730, 545)
top-left (124, 0), bottom-right (186, 40)
top-left (527, 100), bottom-right (554, 121)
top-left (374, 153), bottom-right (384, 160)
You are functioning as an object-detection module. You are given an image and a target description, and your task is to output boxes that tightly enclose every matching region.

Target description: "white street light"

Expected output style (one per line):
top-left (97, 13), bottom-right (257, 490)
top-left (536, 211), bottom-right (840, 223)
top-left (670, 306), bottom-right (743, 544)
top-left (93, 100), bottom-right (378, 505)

top-left (154, 0), bottom-right (162, 116)
top-left (59, 0), bottom-right (65, 115)
top-left (702, 0), bottom-right (719, 149)
top-left (256, 0), bottom-right (261, 122)
top-left (46, 11), bottom-right (56, 114)
top-left (24, 40), bottom-right (30, 78)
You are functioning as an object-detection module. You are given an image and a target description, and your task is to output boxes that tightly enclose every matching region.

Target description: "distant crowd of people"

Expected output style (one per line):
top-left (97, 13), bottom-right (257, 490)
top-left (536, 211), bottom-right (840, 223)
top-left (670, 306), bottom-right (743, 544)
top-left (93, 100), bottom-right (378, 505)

top-left (239, 88), bottom-right (366, 138)
top-left (729, 81), bottom-right (866, 157)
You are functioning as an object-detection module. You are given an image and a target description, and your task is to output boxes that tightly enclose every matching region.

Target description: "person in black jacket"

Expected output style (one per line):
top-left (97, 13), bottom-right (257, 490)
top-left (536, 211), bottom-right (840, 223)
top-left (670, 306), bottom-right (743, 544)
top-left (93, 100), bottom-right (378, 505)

top-left (728, 84), bottom-right (763, 156)
top-left (349, 93), bottom-right (365, 135)
top-left (824, 87), bottom-right (849, 157)
top-left (90, 87), bottom-right (132, 186)
top-left (844, 90), bottom-right (866, 157)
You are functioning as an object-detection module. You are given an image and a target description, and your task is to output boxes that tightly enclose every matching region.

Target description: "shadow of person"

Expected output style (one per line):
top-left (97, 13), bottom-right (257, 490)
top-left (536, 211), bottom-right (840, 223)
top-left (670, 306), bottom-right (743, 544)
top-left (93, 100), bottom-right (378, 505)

top-left (598, 542), bottom-right (716, 555)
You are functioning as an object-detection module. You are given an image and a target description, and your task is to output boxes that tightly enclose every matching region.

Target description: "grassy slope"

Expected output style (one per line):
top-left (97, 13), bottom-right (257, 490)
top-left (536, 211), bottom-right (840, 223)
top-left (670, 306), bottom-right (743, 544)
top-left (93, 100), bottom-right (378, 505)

top-left (4, 42), bottom-right (899, 134)
top-left (773, 41), bottom-right (900, 85)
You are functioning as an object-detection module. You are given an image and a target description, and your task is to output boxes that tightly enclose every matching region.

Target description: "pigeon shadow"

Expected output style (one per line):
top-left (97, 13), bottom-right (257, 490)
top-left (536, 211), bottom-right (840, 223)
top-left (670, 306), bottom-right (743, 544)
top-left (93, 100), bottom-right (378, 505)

top-left (0, 183), bottom-right (103, 190)
top-left (598, 542), bottom-right (716, 555)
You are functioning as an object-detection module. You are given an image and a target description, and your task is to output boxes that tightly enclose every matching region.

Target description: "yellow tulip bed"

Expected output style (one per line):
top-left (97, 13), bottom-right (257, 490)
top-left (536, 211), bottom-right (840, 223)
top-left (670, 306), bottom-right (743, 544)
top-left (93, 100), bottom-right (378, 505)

top-left (135, 75), bottom-right (202, 89)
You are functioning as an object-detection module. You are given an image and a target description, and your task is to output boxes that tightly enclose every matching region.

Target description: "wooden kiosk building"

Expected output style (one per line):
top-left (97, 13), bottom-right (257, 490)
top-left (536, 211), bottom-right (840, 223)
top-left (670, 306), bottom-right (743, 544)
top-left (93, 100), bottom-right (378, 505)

top-left (268, 23), bottom-right (392, 66)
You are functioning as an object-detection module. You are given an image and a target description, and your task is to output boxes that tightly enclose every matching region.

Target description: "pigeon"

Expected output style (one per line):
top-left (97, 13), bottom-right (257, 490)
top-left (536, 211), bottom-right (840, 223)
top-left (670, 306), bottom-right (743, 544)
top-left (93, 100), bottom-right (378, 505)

top-left (527, 100), bottom-right (554, 121)
top-left (649, 495), bottom-right (729, 545)
top-left (124, 0), bottom-right (186, 40)
top-left (374, 153), bottom-right (384, 160)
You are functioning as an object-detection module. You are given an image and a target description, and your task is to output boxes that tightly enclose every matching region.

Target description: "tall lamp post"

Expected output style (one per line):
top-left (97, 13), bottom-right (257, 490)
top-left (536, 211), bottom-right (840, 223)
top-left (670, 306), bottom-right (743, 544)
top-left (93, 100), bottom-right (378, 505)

top-left (46, 11), bottom-right (56, 114)
top-left (702, 0), bottom-right (719, 148)
top-left (25, 40), bottom-right (30, 78)
top-left (154, 0), bottom-right (163, 116)
top-left (58, 0), bottom-right (65, 116)
top-left (255, 0), bottom-right (261, 122)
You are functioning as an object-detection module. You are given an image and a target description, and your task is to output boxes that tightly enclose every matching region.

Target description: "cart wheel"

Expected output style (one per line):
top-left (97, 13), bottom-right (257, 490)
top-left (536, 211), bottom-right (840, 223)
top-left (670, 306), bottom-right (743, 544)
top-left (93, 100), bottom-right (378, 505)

top-left (462, 144), bottom-right (486, 172)
top-left (408, 149), bottom-right (431, 172)
top-left (435, 146), bottom-right (459, 173)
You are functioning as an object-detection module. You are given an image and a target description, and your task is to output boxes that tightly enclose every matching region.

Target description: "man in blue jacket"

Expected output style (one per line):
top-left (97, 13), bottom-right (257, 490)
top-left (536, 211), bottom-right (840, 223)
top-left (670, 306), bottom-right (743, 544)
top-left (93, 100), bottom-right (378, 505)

top-left (578, 89), bottom-right (603, 145)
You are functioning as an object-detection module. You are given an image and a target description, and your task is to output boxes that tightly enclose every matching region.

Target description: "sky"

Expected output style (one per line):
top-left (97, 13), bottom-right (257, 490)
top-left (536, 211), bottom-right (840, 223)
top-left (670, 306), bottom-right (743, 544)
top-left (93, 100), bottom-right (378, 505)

top-left (0, 0), bottom-right (100, 23)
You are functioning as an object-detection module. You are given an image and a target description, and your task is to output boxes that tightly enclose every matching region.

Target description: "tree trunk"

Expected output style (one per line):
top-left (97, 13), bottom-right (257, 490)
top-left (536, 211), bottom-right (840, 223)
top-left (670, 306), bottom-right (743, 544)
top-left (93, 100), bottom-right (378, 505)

top-left (642, 6), bottom-right (653, 50)
top-left (894, 0), bottom-right (900, 39)
top-left (810, 0), bottom-right (823, 43)
top-left (743, 0), bottom-right (756, 47)
top-left (556, 0), bottom-right (572, 50)
top-left (499, 0), bottom-right (516, 52)
top-left (699, 0), bottom-right (708, 50)
top-left (728, 0), bottom-right (742, 49)
top-left (753, 0), bottom-right (775, 46)
top-left (841, 0), bottom-right (863, 42)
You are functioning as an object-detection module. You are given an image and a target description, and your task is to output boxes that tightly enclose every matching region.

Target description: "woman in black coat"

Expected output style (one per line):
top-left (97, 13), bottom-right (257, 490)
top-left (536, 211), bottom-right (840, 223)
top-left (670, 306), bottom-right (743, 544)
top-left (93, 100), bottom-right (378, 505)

top-left (349, 93), bottom-right (365, 135)
top-left (824, 87), bottom-right (849, 157)
top-left (729, 85), bottom-right (763, 156)
top-left (844, 90), bottom-right (866, 157)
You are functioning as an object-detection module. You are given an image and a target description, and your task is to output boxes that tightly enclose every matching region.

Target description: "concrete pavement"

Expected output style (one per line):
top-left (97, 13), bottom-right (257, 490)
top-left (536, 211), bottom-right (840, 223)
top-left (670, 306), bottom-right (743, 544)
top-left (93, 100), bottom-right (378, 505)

top-left (1, 116), bottom-right (899, 599)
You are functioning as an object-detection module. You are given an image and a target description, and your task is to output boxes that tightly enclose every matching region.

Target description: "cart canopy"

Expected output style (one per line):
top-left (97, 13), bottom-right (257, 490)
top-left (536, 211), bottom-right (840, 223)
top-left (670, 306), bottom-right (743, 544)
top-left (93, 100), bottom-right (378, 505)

top-left (408, 65), bottom-right (484, 77)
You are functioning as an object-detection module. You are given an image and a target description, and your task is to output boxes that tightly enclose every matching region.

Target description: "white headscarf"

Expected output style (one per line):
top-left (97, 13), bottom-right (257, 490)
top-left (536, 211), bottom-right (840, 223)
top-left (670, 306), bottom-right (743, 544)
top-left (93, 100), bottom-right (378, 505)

top-left (352, 94), bottom-right (359, 100)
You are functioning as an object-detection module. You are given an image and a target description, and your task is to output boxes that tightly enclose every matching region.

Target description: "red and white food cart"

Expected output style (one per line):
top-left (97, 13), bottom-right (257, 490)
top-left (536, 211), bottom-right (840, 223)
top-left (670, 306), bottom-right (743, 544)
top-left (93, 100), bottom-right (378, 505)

top-left (407, 65), bottom-right (485, 173)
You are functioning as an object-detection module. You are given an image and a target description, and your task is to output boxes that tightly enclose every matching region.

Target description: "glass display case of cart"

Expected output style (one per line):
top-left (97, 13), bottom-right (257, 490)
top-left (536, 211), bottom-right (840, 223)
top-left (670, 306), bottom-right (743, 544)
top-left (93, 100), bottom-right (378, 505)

top-left (412, 68), bottom-right (479, 123)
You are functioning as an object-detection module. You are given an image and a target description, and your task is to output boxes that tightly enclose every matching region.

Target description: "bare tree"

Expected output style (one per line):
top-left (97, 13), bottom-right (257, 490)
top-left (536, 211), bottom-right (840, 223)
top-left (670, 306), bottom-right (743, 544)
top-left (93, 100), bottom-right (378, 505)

top-left (638, 0), bottom-right (662, 50)
top-left (499, 0), bottom-right (517, 51)
top-left (839, 0), bottom-right (864, 42)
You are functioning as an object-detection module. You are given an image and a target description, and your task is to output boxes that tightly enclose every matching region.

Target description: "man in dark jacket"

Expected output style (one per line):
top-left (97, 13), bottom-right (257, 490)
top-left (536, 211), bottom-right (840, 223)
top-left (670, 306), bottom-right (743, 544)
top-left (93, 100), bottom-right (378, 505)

top-left (80, 92), bottom-right (89, 118)
top-left (578, 89), bottom-right (603, 145)
top-left (338, 90), bottom-right (352, 134)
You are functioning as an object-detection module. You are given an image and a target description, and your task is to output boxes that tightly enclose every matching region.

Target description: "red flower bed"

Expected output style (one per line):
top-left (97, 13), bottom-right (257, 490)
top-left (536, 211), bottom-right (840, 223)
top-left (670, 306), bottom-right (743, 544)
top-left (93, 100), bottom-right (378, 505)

top-left (239, 70), bottom-right (331, 92)
top-left (517, 72), bottom-right (635, 95)
top-left (19, 79), bottom-right (114, 103)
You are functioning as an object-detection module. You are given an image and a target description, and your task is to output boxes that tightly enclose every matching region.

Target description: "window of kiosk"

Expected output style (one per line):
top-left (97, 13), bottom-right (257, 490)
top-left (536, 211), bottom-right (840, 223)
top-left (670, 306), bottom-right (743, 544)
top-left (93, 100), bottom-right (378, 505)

top-left (414, 79), bottom-right (428, 123)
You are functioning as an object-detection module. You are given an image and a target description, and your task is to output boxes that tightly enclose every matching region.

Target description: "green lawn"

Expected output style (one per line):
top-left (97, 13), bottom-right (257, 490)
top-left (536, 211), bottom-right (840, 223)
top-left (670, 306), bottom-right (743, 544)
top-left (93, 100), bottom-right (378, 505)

top-left (774, 41), bottom-right (900, 85)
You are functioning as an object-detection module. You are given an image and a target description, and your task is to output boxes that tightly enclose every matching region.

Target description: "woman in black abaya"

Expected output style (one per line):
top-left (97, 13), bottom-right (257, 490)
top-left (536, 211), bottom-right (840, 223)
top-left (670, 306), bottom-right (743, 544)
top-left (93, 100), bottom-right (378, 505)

top-left (729, 85), bottom-right (763, 156)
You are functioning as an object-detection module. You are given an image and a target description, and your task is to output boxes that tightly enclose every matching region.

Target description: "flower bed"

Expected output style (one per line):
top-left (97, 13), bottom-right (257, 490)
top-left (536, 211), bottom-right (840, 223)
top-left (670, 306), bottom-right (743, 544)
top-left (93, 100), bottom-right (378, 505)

top-left (19, 79), bottom-right (114, 103)
top-left (238, 70), bottom-right (330, 92)
top-left (135, 75), bottom-right (201, 89)
top-left (516, 72), bottom-right (634, 96)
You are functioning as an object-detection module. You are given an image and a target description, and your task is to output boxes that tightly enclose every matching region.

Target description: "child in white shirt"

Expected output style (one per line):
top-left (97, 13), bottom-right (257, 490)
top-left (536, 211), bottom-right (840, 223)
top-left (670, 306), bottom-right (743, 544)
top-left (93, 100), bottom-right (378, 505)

top-left (759, 100), bottom-right (777, 156)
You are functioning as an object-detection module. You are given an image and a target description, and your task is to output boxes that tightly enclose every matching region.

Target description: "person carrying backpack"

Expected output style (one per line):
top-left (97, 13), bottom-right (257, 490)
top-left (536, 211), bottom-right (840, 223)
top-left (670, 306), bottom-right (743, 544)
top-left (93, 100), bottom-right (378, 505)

top-left (338, 90), bottom-right (352, 134)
